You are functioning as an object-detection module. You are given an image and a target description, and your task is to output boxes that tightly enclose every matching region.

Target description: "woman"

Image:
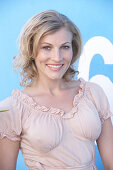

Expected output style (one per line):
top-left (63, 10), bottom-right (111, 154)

top-left (0, 10), bottom-right (113, 170)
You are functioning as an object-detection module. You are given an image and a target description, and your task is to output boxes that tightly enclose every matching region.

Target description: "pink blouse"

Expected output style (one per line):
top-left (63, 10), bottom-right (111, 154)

top-left (0, 78), bottom-right (112, 170)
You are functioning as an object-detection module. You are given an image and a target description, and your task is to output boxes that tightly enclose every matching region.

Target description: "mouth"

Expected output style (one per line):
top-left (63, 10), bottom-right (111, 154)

top-left (46, 64), bottom-right (64, 71)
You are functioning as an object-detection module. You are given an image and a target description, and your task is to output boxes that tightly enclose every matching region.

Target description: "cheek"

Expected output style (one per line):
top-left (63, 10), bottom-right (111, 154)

top-left (66, 50), bottom-right (73, 63)
top-left (67, 56), bottom-right (72, 63)
top-left (35, 53), bottom-right (48, 64)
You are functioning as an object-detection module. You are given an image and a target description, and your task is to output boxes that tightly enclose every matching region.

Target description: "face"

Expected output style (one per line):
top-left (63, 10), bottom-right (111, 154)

top-left (35, 27), bottom-right (73, 81)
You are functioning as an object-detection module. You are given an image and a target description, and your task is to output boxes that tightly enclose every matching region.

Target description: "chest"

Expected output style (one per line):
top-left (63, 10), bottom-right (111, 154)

top-left (32, 89), bottom-right (76, 113)
top-left (21, 97), bottom-right (101, 155)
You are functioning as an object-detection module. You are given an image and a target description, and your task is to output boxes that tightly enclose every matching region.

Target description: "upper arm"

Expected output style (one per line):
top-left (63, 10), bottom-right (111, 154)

top-left (88, 82), bottom-right (113, 169)
top-left (0, 137), bottom-right (19, 170)
top-left (0, 96), bottom-right (22, 170)
top-left (97, 118), bottom-right (113, 170)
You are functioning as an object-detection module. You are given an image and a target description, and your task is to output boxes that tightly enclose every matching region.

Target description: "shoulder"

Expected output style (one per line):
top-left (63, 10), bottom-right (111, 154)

top-left (85, 80), bottom-right (107, 100)
top-left (85, 80), bottom-right (111, 113)
top-left (86, 80), bottom-right (103, 91)
top-left (0, 94), bottom-right (22, 141)
top-left (0, 90), bottom-right (25, 123)
top-left (0, 89), bottom-right (25, 113)
top-left (67, 78), bottom-right (105, 93)
top-left (73, 78), bottom-right (109, 107)
top-left (65, 79), bottom-right (82, 89)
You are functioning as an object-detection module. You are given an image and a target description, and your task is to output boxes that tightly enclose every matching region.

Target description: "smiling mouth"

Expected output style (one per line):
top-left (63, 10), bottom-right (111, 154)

top-left (46, 64), bottom-right (64, 71)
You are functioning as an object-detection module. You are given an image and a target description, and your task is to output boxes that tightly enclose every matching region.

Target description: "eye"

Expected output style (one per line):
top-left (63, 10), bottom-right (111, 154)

top-left (61, 45), bottom-right (70, 49)
top-left (42, 46), bottom-right (51, 50)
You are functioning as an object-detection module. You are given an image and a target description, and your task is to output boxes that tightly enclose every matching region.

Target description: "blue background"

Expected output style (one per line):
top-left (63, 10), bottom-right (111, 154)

top-left (0, 0), bottom-right (113, 169)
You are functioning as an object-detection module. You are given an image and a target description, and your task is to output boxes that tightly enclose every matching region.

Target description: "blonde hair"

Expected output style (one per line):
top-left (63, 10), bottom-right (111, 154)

top-left (13, 10), bottom-right (82, 86)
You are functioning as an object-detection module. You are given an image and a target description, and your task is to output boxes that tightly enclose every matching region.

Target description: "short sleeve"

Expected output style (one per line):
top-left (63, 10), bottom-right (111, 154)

top-left (88, 82), bottom-right (113, 124)
top-left (0, 96), bottom-right (22, 141)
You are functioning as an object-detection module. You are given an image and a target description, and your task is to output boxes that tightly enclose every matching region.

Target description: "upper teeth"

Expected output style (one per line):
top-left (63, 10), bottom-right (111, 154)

top-left (47, 64), bottom-right (62, 68)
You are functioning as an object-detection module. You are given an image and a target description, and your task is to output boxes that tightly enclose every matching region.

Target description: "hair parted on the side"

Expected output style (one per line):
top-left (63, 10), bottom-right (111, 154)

top-left (13, 10), bottom-right (82, 87)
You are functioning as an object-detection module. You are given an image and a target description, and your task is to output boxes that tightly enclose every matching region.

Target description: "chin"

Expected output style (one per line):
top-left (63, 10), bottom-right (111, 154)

top-left (47, 74), bottom-right (63, 80)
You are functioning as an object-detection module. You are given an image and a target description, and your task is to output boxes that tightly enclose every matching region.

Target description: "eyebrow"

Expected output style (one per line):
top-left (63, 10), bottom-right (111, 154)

top-left (40, 42), bottom-right (72, 45)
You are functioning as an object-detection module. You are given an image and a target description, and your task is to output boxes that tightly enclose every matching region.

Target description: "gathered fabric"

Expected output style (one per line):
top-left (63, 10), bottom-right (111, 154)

top-left (0, 78), bottom-right (112, 170)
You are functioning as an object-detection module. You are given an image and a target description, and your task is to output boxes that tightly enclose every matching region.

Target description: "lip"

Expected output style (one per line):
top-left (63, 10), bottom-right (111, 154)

top-left (46, 64), bottom-right (63, 71)
top-left (46, 64), bottom-right (64, 65)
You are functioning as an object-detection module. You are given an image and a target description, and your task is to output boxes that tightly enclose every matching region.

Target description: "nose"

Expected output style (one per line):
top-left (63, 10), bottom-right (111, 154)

top-left (52, 48), bottom-right (62, 62)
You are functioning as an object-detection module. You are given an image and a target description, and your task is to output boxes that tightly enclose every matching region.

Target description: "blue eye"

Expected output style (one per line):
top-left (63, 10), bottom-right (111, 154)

top-left (42, 46), bottom-right (51, 50)
top-left (62, 45), bottom-right (70, 49)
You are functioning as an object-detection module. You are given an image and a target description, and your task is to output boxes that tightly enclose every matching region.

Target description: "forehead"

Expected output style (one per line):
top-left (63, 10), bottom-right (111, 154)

top-left (40, 27), bottom-right (73, 44)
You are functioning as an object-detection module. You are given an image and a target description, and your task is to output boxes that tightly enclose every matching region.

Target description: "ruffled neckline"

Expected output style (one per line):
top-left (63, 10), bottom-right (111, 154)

top-left (12, 78), bottom-right (86, 119)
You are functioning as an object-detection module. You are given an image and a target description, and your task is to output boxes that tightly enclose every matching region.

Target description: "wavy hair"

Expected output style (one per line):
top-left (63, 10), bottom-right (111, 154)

top-left (13, 10), bottom-right (82, 86)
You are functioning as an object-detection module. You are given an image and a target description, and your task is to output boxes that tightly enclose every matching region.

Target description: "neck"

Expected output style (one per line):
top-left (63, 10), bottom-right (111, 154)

top-left (33, 77), bottom-right (66, 95)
